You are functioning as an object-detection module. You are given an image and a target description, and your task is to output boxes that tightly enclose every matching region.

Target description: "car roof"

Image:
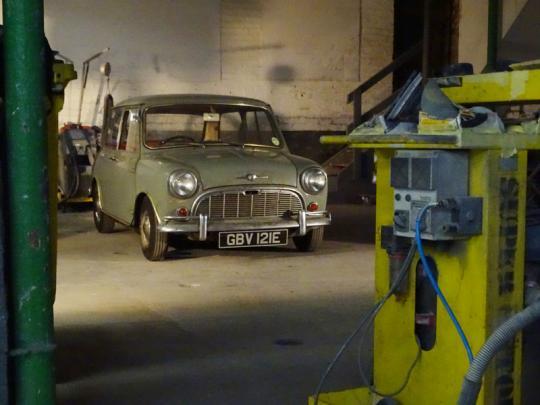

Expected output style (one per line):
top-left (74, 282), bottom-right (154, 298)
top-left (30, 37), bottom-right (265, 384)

top-left (115, 94), bottom-right (271, 109)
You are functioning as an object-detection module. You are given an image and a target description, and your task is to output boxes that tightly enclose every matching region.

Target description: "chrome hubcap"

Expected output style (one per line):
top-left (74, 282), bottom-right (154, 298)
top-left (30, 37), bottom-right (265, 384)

top-left (140, 212), bottom-right (151, 248)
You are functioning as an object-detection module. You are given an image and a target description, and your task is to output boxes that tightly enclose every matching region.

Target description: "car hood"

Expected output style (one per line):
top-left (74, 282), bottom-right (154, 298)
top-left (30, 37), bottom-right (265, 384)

top-left (153, 146), bottom-right (305, 189)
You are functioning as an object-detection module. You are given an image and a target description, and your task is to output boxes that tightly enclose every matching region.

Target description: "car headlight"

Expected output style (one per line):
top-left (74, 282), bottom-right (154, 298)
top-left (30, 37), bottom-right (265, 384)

top-left (300, 168), bottom-right (326, 194)
top-left (168, 170), bottom-right (198, 198)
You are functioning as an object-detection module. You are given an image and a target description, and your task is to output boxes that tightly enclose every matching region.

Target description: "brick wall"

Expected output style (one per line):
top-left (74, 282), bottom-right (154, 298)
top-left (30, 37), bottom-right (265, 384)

top-left (359, 0), bottom-right (394, 113)
top-left (0, 0), bottom-right (398, 133)
top-left (3, 1), bottom-right (530, 133)
top-left (220, 0), bottom-right (263, 81)
top-left (38, 0), bottom-right (366, 132)
top-left (458, 0), bottom-right (529, 73)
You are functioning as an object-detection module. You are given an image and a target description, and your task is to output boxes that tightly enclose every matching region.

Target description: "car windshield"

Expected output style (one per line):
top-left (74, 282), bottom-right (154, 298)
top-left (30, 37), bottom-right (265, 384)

top-left (144, 104), bottom-right (283, 149)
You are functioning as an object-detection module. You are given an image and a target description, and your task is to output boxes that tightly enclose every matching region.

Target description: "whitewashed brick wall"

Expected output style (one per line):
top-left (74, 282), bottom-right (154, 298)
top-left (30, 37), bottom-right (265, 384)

top-left (359, 0), bottom-right (394, 113)
top-left (2, 0), bottom-right (396, 132)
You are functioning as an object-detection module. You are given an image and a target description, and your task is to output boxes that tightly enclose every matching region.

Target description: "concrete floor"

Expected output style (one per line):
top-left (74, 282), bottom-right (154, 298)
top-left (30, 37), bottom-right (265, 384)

top-left (54, 203), bottom-right (540, 404)
top-left (55, 204), bottom-right (376, 405)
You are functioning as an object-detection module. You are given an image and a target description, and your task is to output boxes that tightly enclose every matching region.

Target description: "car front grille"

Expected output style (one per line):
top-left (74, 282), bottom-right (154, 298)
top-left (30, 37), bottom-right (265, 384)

top-left (194, 190), bottom-right (304, 219)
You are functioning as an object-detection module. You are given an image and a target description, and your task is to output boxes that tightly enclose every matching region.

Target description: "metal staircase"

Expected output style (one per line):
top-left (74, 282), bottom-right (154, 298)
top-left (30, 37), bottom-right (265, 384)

top-left (323, 41), bottom-right (423, 195)
top-left (323, 147), bottom-right (355, 193)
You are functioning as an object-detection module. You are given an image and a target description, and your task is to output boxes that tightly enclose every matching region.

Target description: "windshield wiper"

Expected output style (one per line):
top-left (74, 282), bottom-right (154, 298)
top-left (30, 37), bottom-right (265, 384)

top-left (156, 141), bottom-right (205, 148)
top-left (184, 142), bottom-right (206, 147)
top-left (159, 135), bottom-right (201, 146)
top-left (202, 141), bottom-right (278, 148)
top-left (242, 143), bottom-right (278, 149)
top-left (203, 141), bottom-right (245, 147)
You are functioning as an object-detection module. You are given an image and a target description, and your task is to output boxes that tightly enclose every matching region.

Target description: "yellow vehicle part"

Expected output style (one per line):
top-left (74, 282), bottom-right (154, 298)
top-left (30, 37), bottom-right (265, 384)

top-left (64, 196), bottom-right (92, 204)
top-left (48, 61), bottom-right (77, 301)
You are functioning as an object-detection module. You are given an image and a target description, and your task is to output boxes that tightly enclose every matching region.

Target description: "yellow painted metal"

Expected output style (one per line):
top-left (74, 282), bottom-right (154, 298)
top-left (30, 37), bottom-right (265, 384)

top-left (52, 61), bottom-right (77, 91)
top-left (47, 61), bottom-right (77, 301)
top-left (315, 148), bottom-right (528, 404)
top-left (63, 196), bottom-right (92, 204)
top-left (320, 135), bottom-right (350, 145)
top-left (315, 68), bottom-right (540, 404)
top-left (321, 131), bottom-right (540, 151)
top-left (374, 150), bottom-right (525, 404)
top-left (440, 69), bottom-right (540, 104)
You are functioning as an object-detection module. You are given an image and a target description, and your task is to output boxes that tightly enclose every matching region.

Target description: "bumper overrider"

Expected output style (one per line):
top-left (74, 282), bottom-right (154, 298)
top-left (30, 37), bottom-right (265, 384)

top-left (158, 210), bottom-right (331, 241)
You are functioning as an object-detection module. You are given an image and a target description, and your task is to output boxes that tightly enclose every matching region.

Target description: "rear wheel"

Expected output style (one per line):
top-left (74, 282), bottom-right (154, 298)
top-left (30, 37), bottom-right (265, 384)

top-left (139, 197), bottom-right (168, 261)
top-left (293, 227), bottom-right (324, 252)
top-left (92, 184), bottom-right (115, 233)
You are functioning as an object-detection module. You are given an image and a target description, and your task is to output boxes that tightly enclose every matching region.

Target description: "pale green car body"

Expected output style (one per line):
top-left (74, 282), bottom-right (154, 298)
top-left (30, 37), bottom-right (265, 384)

top-left (93, 94), bottom-right (330, 253)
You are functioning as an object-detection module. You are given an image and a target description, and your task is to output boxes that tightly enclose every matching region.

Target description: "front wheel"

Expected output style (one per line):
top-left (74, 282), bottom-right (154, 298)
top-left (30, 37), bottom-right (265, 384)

top-left (92, 184), bottom-right (115, 233)
top-left (139, 197), bottom-right (168, 261)
top-left (293, 227), bottom-right (325, 252)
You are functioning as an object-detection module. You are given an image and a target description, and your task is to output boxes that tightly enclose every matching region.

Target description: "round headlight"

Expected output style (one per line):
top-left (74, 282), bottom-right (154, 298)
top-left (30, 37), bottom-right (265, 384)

top-left (301, 168), bottom-right (327, 194)
top-left (168, 170), bottom-right (198, 198)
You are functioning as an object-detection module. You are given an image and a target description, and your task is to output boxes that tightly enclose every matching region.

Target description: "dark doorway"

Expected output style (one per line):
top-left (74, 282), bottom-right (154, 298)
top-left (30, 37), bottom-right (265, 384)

top-left (393, 0), bottom-right (459, 89)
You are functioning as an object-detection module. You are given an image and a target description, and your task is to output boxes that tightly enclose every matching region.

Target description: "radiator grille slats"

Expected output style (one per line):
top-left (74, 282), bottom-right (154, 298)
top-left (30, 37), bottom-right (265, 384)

top-left (195, 190), bottom-right (303, 219)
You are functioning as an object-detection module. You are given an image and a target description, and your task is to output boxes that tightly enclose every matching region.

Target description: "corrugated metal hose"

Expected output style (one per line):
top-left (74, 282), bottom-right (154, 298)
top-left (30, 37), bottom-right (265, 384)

top-left (458, 299), bottom-right (540, 405)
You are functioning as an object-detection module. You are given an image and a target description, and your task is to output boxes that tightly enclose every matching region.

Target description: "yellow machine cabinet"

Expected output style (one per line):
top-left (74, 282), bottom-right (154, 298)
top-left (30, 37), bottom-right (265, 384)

top-left (315, 69), bottom-right (540, 405)
top-left (48, 60), bottom-right (77, 300)
top-left (372, 148), bottom-right (525, 405)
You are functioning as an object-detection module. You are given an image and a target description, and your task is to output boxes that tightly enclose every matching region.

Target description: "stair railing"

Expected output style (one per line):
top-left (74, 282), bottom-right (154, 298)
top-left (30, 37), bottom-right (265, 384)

top-left (347, 40), bottom-right (423, 132)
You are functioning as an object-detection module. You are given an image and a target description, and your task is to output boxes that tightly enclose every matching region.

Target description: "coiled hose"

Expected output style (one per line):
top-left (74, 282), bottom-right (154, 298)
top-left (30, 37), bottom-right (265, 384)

top-left (458, 299), bottom-right (540, 405)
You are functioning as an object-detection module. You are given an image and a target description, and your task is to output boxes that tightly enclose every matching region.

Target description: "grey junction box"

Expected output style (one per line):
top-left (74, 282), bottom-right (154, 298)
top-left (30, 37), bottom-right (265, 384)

top-left (390, 150), bottom-right (482, 240)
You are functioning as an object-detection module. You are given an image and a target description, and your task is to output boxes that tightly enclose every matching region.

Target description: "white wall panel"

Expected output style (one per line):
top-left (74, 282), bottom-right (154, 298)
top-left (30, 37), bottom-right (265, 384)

top-left (38, 0), bottom-right (362, 131)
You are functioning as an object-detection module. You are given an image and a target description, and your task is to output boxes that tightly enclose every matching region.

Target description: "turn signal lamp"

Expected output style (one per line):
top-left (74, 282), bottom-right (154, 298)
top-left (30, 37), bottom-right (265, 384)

top-left (177, 207), bottom-right (189, 217)
top-left (307, 202), bottom-right (319, 212)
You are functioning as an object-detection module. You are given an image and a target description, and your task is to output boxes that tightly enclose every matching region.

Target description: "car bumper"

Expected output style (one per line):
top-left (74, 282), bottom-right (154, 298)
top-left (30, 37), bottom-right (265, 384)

top-left (158, 210), bottom-right (331, 241)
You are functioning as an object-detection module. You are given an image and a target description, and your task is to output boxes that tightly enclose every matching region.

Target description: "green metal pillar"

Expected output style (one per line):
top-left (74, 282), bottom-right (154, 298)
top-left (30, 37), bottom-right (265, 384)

top-left (3, 0), bottom-right (55, 404)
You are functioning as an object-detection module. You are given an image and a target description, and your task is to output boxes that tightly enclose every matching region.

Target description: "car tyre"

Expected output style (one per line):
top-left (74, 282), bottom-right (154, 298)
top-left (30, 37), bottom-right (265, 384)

top-left (293, 227), bottom-right (324, 252)
top-left (92, 184), bottom-right (115, 233)
top-left (139, 197), bottom-right (168, 261)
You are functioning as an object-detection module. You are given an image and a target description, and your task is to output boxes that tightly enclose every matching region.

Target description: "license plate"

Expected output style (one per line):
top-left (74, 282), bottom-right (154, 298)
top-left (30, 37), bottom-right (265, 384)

top-left (218, 229), bottom-right (288, 249)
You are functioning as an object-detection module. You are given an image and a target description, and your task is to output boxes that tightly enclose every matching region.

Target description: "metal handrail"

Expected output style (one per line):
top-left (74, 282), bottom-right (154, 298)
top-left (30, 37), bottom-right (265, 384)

top-left (347, 40), bottom-right (423, 131)
top-left (322, 40), bottom-right (424, 187)
top-left (347, 41), bottom-right (423, 103)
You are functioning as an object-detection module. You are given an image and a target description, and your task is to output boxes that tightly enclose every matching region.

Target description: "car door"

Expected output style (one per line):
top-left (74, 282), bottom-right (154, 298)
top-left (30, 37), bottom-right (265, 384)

top-left (106, 108), bottom-right (141, 223)
top-left (96, 107), bottom-right (123, 216)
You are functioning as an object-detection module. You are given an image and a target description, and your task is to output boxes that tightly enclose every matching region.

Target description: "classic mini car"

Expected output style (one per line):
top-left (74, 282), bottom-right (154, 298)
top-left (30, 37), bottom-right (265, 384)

top-left (92, 94), bottom-right (331, 260)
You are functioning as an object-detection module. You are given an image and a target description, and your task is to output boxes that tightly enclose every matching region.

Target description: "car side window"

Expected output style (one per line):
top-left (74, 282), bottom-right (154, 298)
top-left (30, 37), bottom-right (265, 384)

top-left (245, 110), bottom-right (278, 146)
top-left (125, 110), bottom-right (140, 153)
top-left (104, 108), bottom-right (122, 149)
top-left (118, 110), bottom-right (130, 151)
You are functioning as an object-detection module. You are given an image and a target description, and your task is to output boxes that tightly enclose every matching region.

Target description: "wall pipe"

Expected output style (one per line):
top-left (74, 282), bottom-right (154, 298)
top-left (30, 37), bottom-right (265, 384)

top-left (3, 0), bottom-right (55, 403)
top-left (484, 0), bottom-right (501, 72)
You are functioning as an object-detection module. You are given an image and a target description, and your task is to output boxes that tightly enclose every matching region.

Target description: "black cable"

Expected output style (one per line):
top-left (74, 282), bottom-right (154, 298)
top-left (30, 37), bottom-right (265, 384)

top-left (357, 327), bottom-right (421, 398)
top-left (356, 246), bottom-right (421, 397)
top-left (313, 240), bottom-right (417, 405)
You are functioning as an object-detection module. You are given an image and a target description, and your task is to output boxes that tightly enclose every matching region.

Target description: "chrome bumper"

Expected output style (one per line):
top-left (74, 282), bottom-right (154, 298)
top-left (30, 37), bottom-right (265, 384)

top-left (158, 210), bottom-right (331, 241)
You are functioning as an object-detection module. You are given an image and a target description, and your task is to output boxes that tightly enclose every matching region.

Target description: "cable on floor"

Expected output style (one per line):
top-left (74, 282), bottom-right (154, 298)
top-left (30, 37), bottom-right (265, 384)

top-left (313, 239), bottom-right (417, 405)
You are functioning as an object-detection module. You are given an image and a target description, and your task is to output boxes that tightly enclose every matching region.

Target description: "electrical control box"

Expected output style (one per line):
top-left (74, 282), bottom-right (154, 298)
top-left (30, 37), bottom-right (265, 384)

top-left (391, 150), bottom-right (482, 240)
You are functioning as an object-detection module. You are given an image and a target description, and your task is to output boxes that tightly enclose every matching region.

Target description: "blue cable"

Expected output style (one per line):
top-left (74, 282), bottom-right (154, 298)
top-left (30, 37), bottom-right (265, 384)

top-left (415, 204), bottom-right (474, 363)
